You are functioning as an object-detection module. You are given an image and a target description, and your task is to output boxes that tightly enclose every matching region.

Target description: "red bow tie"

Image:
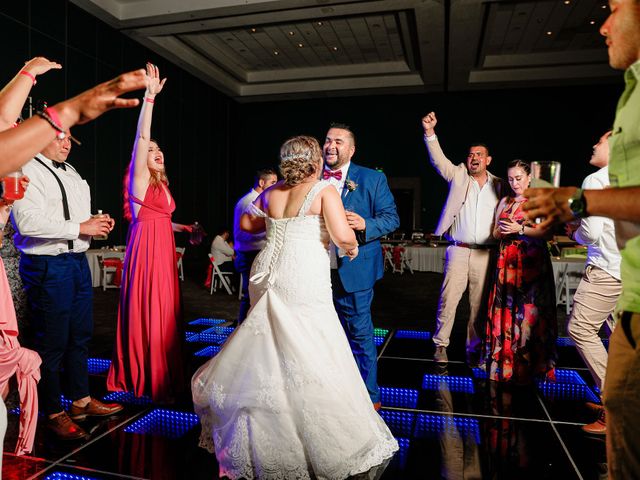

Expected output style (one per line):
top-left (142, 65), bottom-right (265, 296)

top-left (323, 169), bottom-right (342, 180)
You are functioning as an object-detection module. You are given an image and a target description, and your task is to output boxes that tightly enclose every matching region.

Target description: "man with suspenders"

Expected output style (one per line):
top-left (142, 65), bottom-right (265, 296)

top-left (12, 132), bottom-right (123, 439)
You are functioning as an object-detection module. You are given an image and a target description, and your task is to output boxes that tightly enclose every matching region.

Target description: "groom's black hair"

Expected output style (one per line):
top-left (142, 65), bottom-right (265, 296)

top-left (329, 122), bottom-right (356, 146)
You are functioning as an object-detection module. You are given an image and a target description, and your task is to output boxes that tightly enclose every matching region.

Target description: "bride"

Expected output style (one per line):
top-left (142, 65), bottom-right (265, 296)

top-left (192, 135), bottom-right (398, 479)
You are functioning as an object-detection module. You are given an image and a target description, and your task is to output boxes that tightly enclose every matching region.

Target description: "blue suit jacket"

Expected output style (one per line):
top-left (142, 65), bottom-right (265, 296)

top-left (337, 163), bottom-right (399, 293)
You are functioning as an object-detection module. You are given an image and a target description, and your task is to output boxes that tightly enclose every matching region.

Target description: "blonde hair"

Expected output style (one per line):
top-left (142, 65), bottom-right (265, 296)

top-left (279, 135), bottom-right (321, 186)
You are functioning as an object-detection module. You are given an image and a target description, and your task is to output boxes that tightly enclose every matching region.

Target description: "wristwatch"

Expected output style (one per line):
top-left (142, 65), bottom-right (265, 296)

top-left (568, 188), bottom-right (587, 218)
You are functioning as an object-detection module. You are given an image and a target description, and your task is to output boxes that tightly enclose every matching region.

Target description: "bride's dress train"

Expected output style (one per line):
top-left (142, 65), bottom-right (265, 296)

top-left (192, 180), bottom-right (397, 479)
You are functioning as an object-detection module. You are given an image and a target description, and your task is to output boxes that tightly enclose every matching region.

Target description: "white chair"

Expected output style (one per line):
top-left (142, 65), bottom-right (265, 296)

top-left (97, 252), bottom-right (124, 291)
top-left (382, 245), bottom-right (394, 272)
top-left (564, 269), bottom-right (584, 315)
top-left (208, 253), bottom-right (234, 295)
top-left (399, 249), bottom-right (414, 275)
top-left (176, 247), bottom-right (185, 281)
top-left (238, 274), bottom-right (244, 300)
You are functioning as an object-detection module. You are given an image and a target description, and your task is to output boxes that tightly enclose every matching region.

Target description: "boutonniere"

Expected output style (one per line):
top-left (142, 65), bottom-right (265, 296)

top-left (345, 179), bottom-right (358, 192)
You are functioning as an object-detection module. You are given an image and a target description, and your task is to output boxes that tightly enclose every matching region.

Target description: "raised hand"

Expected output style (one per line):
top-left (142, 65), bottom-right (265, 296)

top-left (422, 112), bottom-right (437, 136)
top-left (145, 62), bottom-right (167, 97)
top-left (22, 57), bottom-right (62, 79)
top-left (55, 69), bottom-right (147, 126)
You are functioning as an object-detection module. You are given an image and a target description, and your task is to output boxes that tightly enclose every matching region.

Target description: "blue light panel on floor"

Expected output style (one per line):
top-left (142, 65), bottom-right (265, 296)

top-left (186, 332), bottom-right (229, 344)
top-left (87, 357), bottom-right (111, 375)
top-left (103, 391), bottom-right (152, 406)
top-left (123, 408), bottom-right (199, 439)
top-left (394, 437), bottom-right (410, 469)
top-left (188, 318), bottom-right (227, 326)
top-left (194, 345), bottom-right (222, 358)
top-left (202, 326), bottom-right (235, 336)
top-left (44, 473), bottom-right (101, 480)
top-left (374, 335), bottom-right (386, 346)
top-left (395, 330), bottom-right (431, 340)
top-left (422, 374), bottom-right (475, 394)
top-left (414, 413), bottom-right (481, 443)
top-left (556, 336), bottom-right (575, 347)
top-left (553, 369), bottom-right (586, 385)
top-left (380, 387), bottom-right (419, 408)
top-left (471, 368), bottom-right (487, 379)
top-left (379, 410), bottom-right (415, 437)
top-left (536, 382), bottom-right (600, 403)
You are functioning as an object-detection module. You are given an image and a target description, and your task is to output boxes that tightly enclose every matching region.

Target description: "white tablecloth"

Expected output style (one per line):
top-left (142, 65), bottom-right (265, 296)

top-left (404, 246), bottom-right (447, 273)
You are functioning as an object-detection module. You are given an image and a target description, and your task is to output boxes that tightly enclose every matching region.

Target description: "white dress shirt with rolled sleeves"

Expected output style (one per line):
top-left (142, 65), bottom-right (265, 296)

top-left (448, 175), bottom-right (498, 245)
top-left (210, 235), bottom-right (235, 265)
top-left (11, 154), bottom-right (92, 256)
top-left (234, 189), bottom-right (266, 252)
top-left (574, 166), bottom-right (621, 280)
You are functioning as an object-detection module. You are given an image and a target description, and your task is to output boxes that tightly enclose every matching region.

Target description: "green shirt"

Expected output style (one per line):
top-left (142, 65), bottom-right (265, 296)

top-left (609, 59), bottom-right (640, 313)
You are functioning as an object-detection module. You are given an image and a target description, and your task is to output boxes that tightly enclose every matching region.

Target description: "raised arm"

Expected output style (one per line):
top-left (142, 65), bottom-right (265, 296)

top-left (0, 57), bottom-right (61, 130)
top-left (0, 68), bottom-right (146, 177)
top-left (421, 112), bottom-right (459, 181)
top-left (129, 63), bottom-right (166, 199)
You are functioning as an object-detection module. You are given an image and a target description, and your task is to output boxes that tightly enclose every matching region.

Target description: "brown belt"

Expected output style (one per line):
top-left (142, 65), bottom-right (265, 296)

top-left (450, 241), bottom-right (495, 250)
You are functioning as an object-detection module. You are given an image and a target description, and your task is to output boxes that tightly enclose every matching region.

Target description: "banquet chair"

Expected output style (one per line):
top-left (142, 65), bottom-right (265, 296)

top-left (564, 269), bottom-right (584, 315)
top-left (208, 254), bottom-right (234, 295)
top-left (382, 245), bottom-right (394, 272)
top-left (238, 274), bottom-right (244, 300)
top-left (176, 247), bottom-right (185, 281)
top-left (97, 251), bottom-right (125, 291)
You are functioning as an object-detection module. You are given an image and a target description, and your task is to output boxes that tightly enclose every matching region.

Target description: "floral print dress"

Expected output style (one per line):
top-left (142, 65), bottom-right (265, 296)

top-left (484, 198), bottom-right (557, 383)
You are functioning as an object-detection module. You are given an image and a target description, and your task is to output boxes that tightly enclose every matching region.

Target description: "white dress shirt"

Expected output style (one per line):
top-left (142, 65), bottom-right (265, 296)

top-left (448, 175), bottom-right (498, 245)
top-left (210, 235), bottom-right (235, 265)
top-left (575, 166), bottom-right (621, 280)
top-left (233, 189), bottom-right (266, 252)
top-left (12, 154), bottom-right (92, 256)
top-left (324, 162), bottom-right (351, 269)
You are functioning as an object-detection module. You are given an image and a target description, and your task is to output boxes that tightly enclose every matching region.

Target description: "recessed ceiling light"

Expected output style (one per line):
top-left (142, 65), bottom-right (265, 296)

top-left (601, 4), bottom-right (607, 8)
top-left (317, 21), bottom-right (323, 26)
top-left (297, 43), bottom-right (304, 48)
top-left (288, 31), bottom-right (295, 36)
top-left (564, 0), bottom-right (570, 4)
top-left (546, 31), bottom-right (553, 35)
top-left (273, 50), bottom-right (280, 55)
top-left (250, 28), bottom-right (257, 33)
top-left (590, 20), bottom-right (596, 24)
top-left (331, 46), bottom-right (338, 51)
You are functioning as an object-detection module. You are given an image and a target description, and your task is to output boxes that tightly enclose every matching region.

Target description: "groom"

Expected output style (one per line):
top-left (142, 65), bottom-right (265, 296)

top-left (323, 123), bottom-right (399, 410)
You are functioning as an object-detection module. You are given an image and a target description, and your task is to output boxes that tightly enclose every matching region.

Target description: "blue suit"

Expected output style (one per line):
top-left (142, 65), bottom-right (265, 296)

top-left (331, 163), bottom-right (399, 403)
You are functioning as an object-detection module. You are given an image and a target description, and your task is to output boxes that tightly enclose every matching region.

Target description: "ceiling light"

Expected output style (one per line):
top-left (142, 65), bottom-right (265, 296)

top-left (273, 50), bottom-right (280, 55)
top-left (250, 28), bottom-right (257, 33)
top-left (564, 0), bottom-right (570, 4)
top-left (332, 46), bottom-right (338, 51)
top-left (601, 4), bottom-right (607, 8)
top-left (590, 20), bottom-right (596, 24)
top-left (288, 31), bottom-right (295, 36)
top-left (317, 21), bottom-right (323, 26)
top-left (297, 43), bottom-right (304, 48)
top-left (546, 31), bottom-right (553, 35)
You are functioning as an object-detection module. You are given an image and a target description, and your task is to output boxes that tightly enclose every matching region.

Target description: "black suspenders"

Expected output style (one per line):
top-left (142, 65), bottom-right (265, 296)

top-left (34, 158), bottom-right (74, 251)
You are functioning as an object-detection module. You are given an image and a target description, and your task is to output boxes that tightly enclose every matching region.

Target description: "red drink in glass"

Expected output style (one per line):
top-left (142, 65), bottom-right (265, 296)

top-left (2, 176), bottom-right (24, 200)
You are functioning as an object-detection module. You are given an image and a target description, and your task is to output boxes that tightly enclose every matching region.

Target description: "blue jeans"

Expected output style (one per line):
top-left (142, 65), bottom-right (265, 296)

top-left (20, 253), bottom-right (92, 415)
top-left (331, 269), bottom-right (380, 403)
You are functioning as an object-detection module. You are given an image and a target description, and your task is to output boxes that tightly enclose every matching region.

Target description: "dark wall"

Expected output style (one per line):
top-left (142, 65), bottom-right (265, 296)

top-left (0, 1), bottom-right (234, 247)
top-left (235, 83), bottom-right (623, 231)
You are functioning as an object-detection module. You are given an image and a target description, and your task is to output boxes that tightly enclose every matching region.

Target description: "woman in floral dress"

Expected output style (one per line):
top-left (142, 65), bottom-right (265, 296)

top-left (483, 159), bottom-right (557, 383)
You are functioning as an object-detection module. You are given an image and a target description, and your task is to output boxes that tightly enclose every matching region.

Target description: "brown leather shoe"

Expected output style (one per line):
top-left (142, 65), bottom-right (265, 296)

top-left (585, 401), bottom-right (605, 416)
top-left (373, 402), bottom-right (382, 412)
top-left (582, 409), bottom-right (606, 435)
top-left (47, 412), bottom-right (87, 440)
top-left (69, 398), bottom-right (124, 420)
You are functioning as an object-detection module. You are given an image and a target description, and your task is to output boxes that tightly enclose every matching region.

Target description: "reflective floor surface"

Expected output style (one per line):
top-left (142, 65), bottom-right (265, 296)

top-left (2, 320), bottom-right (607, 479)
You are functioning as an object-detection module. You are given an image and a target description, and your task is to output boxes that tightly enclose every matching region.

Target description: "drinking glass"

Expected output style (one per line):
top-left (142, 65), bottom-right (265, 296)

top-left (93, 209), bottom-right (109, 240)
top-left (530, 161), bottom-right (561, 188)
top-left (1, 169), bottom-right (25, 200)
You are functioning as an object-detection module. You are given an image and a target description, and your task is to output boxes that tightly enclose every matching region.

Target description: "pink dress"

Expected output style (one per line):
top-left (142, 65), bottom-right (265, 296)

top-left (107, 184), bottom-right (185, 402)
top-left (0, 258), bottom-right (41, 455)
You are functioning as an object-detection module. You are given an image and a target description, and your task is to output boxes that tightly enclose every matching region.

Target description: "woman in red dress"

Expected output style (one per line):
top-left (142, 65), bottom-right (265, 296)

top-left (483, 159), bottom-right (557, 383)
top-left (107, 63), bottom-right (192, 402)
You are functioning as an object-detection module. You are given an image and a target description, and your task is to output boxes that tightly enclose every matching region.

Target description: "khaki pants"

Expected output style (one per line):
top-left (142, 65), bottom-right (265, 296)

top-left (567, 265), bottom-right (621, 392)
top-left (604, 312), bottom-right (640, 479)
top-left (433, 245), bottom-right (492, 354)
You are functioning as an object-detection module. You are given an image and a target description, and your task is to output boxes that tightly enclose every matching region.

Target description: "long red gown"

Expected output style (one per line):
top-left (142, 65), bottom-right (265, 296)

top-left (107, 184), bottom-right (185, 402)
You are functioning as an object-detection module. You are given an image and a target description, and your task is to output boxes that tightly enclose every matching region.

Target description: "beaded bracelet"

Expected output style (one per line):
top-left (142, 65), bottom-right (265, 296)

top-left (37, 108), bottom-right (65, 140)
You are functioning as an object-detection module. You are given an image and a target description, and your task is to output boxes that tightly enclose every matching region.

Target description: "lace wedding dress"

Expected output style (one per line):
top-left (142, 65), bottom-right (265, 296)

top-left (192, 180), bottom-right (398, 480)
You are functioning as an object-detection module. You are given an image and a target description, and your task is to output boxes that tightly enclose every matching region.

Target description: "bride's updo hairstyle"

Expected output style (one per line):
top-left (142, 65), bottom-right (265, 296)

top-left (279, 135), bottom-right (322, 186)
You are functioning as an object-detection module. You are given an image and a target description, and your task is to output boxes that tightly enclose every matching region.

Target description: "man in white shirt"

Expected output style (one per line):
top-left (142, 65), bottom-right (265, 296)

top-left (12, 133), bottom-right (123, 440)
top-left (233, 168), bottom-right (277, 323)
top-left (422, 112), bottom-right (505, 365)
top-left (566, 131), bottom-right (621, 436)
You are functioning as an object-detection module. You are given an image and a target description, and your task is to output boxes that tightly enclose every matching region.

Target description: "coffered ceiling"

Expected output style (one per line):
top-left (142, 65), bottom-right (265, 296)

top-left (71, 0), bottom-right (617, 102)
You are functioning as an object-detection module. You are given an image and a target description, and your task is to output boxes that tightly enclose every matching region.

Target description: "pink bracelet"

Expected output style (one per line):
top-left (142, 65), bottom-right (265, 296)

top-left (19, 70), bottom-right (36, 85)
top-left (145, 97), bottom-right (155, 104)
top-left (42, 107), bottom-right (66, 140)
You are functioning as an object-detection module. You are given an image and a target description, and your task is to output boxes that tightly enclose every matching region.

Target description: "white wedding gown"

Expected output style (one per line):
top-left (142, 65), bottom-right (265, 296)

top-left (192, 180), bottom-right (398, 480)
